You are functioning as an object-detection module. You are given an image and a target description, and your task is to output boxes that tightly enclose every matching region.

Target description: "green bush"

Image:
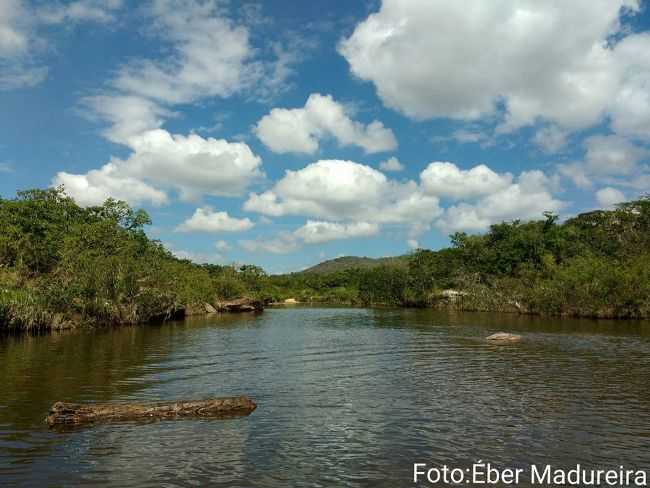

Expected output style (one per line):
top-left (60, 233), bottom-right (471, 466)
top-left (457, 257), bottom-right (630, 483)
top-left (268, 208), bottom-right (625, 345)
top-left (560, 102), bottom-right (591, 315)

top-left (0, 188), bottom-right (261, 331)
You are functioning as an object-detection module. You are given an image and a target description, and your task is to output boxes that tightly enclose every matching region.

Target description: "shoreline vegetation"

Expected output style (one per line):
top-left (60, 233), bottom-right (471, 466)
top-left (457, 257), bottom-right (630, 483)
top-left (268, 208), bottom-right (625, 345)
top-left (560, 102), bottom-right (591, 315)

top-left (1, 188), bottom-right (649, 333)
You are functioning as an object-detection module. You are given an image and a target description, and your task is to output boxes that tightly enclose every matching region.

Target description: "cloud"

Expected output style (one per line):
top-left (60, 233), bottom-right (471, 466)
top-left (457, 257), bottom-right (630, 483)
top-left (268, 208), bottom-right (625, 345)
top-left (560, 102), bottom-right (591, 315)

top-left (436, 170), bottom-right (565, 232)
top-left (84, 0), bottom-right (297, 131)
top-left (583, 134), bottom-right (647, 176)
top-left (112, 0), bottom-right (257, 106)
top-left (420, 162), bottom-right (513, 200)
top-left (243, 158), bottom-right (566, 243)
top-left (214, 240), bottom-right (231, 251)
top-left (0, 162), bottom-right (14, 173)
top-left (0, 0), bottom-right (45, 89)
top-left (293, 220), bottom-right (379, 244)
top-left (379, 156), bottom-right (404, 172)
top-left (0, 64), bottom-right (47, 89)
top-left (53, 164), bottom-right (168, 207)
top-left (407, 239), bottom-right (419, 249)
top-left (533, 125), bottom-right (569, 154)
top-left (83, 95), bottom-right (172, 145)
top-left (37, 0), bottom-right (123, 24)
top-left (166, 243), bottom-right (225, 264)
top-left (77, 0), bottom-right (260, 143)
top-left (176, 207), bottom-right (254, 233)
top-left (0, 0), bottom-right (122, 90)
top-left (254, 93), bottom-right (397, 154)
top-left (61, 0), bottom-right (305, 206)
top-left (557, 163), bottom-right (593, 189)
top-left (241, 220), bottom-right (379, 255)
top-left (596, 187), bottom-right (626, 208)
top-left (556, 134), bottom-right (649, 190)
top-left (240, 233), bottom-right (300, 254)
top-left (244, 159), bottom-right (440, 226)
top-left (340, 0), bottom-right (650, 139)
top-left (54, 129), bottom-right (263, 206)
top-left (0, 0), bottom-right (29, 57)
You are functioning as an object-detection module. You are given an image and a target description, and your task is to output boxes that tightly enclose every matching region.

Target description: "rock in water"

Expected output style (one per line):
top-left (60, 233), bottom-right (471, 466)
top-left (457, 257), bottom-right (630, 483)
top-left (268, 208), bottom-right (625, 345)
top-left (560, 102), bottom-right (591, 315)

top-left (46, 396), bottom-right (256, 426)
top-left (216, 298), bottom-right (264, 313)
top-left (486, 332), bottom-right (522, 343)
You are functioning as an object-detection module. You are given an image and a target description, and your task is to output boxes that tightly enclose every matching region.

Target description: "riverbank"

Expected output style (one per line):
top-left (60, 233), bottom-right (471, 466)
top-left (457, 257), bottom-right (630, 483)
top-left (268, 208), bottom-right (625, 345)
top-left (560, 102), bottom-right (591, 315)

top-left (0, 189), bottom-right (268, 333)
top-left (0, 293), bottom-right (264, 333)
top-left (265, 197), bottom-right (650, 319)
top-left (2, 188), bottom-right (649, 333)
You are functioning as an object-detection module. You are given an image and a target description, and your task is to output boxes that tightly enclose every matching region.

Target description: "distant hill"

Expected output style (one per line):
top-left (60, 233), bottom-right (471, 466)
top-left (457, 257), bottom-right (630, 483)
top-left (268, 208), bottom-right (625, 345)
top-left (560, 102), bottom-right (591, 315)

top-left (300, 255), bottom-right (407, 274)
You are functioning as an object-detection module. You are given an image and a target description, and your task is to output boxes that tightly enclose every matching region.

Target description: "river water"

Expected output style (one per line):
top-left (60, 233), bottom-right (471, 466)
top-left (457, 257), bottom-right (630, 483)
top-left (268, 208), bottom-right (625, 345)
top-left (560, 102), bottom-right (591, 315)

top-left (1, 307), bottom-right (650, 487)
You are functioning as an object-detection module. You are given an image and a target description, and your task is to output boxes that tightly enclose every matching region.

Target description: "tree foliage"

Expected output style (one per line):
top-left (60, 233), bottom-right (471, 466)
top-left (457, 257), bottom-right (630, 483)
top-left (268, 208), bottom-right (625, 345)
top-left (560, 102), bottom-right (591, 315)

top-left (0, 188), bottom-right (262, 331)
top-left (2, 188), bottom-right (649, 331)
top-left (267, 195), bottom-right (650, 318)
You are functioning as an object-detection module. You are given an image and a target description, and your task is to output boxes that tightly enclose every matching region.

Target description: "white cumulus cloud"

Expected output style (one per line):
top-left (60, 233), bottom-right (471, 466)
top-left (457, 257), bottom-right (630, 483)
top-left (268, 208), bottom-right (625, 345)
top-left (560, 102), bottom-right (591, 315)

top-left (54, 129), bottom-right (263, 206)
top-left (583, 135), bottom-right (648, 176)
top-left (254, 93), bottom-right (397, 154)
top-left (420, 162), bottom-right (513, 200)
top-left (176, 207), bottom-right (254, 233)
top-left (340, 0), bottom-right (650, 140)
top-left (241, 220), bottom-right (380, 255)
top-left (595, 187), bottom-right (626, 208)
top-left (52, 164), bottom-right (168, 208)
top-left (379, 156), bottom-right (404, 172)
top-left (244, 159), bottom-right (440, 226)
top-left (436, 170), bottom-right (565, 232)
top-left (556, 134), bottom-right (649, 190)
top-left (293, 220), bottom-right (379, 244)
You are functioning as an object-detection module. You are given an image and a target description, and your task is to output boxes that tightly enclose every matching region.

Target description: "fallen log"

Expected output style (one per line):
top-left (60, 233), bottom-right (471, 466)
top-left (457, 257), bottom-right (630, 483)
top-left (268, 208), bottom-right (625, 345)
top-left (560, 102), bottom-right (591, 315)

top-left (46, 395), bottom-right (256, 426)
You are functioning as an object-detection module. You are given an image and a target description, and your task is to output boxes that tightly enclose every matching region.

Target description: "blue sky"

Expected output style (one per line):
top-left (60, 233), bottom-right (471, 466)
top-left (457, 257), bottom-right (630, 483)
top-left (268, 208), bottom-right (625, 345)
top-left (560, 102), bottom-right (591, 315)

top-left (1, 0), bottom-right (650, 273)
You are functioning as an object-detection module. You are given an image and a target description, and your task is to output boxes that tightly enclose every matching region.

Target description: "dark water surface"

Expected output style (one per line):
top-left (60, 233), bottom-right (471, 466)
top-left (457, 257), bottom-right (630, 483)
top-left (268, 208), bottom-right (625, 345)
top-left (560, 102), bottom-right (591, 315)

top-left (1, 308), bottom-right (650, 487)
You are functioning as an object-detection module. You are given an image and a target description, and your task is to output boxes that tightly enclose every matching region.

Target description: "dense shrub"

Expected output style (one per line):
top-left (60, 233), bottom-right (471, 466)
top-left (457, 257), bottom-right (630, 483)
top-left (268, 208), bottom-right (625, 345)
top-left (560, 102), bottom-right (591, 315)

top-left (0, 188), bottom-right (261, 331)
top-left (2, 187), bottom-right (648, 329)
top-left (266, 195), bottom-right (650, 317)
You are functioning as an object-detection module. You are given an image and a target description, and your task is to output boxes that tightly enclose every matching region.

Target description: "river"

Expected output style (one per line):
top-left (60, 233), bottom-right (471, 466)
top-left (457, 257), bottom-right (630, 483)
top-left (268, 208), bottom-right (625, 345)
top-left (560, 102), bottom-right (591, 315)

top-left (1, 307), bottom-right (650, 487)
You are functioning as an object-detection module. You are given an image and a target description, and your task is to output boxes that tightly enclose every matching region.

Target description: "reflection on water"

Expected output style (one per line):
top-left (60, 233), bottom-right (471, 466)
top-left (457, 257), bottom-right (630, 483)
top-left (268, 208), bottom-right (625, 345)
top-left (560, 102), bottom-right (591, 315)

top-left (1, 308), bottom-right (650, 487)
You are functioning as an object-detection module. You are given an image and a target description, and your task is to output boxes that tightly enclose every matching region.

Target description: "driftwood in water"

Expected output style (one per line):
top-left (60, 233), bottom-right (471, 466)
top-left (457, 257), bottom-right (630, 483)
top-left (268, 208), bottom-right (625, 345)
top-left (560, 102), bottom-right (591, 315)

top-left (46, 395), bottom-right (256, 426)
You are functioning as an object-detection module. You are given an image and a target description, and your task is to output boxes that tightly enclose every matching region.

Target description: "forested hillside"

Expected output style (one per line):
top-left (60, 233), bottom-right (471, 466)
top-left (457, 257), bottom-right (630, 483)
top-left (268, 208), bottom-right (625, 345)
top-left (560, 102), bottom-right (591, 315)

top-left (301, 256), bottom-right (407, 274)
top-left (269, 197), bottom-right (650, 318)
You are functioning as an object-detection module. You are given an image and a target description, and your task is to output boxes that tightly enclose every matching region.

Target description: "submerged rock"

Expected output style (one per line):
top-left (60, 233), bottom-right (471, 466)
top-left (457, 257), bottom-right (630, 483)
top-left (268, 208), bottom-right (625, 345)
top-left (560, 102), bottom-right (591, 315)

top-left (215, 298), bottom-right (264, 313)
top-left (184, 303), bottom-right (208, 316)
top-left (486, 332), bottom-right (522, 343)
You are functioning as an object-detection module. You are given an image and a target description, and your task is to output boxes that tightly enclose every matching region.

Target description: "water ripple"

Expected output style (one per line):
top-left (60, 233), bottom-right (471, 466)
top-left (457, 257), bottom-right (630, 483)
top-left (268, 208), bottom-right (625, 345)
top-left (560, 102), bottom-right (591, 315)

top-left (1, 308), bottom-right (650, 486)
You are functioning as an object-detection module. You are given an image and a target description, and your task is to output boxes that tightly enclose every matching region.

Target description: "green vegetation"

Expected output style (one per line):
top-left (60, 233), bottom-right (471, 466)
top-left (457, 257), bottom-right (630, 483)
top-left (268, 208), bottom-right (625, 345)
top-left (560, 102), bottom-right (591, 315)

top-left (301, 255), bottom-right (407, 274)
top-left (0, 188), bottom-right (266, 332)
top-left (1, 188), bottom-right (649, 332)
top-left (268, 198), bottom-right (650, 318)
